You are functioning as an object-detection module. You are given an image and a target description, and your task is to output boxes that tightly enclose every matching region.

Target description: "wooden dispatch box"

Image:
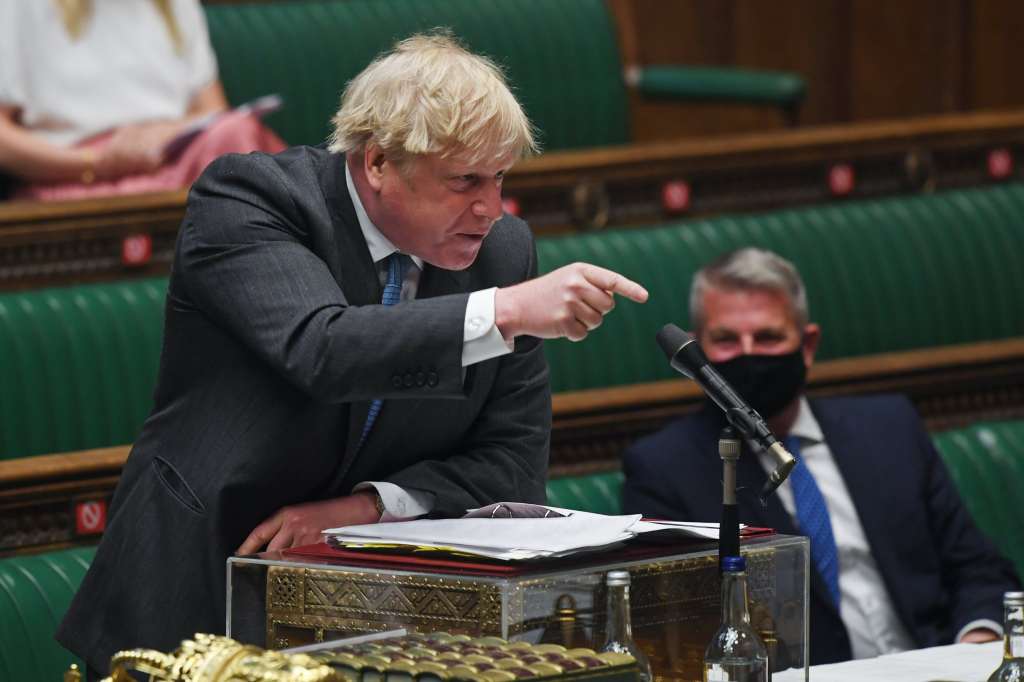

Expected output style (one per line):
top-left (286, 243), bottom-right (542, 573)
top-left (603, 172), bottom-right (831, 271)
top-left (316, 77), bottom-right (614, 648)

top-left (227, 534), bottom-right (809, 681)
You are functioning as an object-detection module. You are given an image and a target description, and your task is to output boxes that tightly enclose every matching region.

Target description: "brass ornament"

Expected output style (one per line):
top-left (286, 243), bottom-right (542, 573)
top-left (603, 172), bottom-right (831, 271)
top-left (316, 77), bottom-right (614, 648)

top-left (96, 633), bottom-right (340, 682)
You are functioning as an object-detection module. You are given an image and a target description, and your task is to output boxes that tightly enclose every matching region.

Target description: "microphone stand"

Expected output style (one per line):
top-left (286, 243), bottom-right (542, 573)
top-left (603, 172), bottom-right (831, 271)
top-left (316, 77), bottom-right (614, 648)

top-left (718, 425), bottom-right (741, 572)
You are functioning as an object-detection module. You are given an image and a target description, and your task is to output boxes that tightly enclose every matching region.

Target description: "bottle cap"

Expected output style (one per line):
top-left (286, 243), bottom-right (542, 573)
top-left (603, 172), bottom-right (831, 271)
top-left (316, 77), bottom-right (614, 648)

top-left (1005, 591), bottom-right (1024, 607)
top-left (605, 570), bottom-right (631, 586)
top-left (721, 556), bottom-right (746, 572)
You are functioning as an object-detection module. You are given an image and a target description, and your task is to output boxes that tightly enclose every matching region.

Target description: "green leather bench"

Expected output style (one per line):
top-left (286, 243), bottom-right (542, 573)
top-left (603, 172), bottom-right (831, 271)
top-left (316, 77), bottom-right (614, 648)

top-left (3, 182), bottom-right (1024, 460)
top-left (203, 0), bottom-right (805, 151)
top-left (934, 420), bottom-right (1024, 578)
top-left (0, 545), bottom-right (95, 681)
top-left (538, 182), bottom-right (1024, 392)
top-left (0, 279), bottom-right (166, 460)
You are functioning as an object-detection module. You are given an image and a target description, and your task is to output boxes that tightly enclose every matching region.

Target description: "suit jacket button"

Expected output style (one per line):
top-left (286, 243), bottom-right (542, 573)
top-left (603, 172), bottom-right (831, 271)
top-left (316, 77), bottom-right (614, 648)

top-left (403, 372), bottom-right (414, 388)
top-left (427, 371), bottom-right (439, 387)
top-left (391, 375), bottom-right (403, 388)
top-left (415, 371), bottom-right (426, 386)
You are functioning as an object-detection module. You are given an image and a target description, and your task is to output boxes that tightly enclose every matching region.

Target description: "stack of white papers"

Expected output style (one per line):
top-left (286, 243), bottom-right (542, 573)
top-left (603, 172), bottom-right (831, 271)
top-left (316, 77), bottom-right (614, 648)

top-left (323, 506), bottom-right (727, 561)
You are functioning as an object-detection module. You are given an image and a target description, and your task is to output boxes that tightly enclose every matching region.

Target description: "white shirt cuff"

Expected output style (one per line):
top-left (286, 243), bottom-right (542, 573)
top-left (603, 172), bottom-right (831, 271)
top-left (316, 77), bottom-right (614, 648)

top-left (956, 618), bottom-right (1003, 643)
top-left (354, 481), bottom-right (435, 522)
top-left (462, 287), bottom-right (514, 367)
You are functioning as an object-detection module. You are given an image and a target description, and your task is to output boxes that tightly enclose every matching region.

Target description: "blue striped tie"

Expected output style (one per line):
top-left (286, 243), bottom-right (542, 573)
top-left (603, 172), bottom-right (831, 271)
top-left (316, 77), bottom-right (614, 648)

top-left (785, 434), bottom-right (841, 609)
top-left (356, 253), bottom-right (409, 450)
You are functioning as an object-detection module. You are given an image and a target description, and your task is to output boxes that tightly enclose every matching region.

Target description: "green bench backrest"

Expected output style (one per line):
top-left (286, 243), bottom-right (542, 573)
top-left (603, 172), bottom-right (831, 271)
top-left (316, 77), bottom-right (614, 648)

top-left (4, 184), bottom-right (1024, 460)
top-left (538, 182), bottom-right (1024, 392)
top-left (204, 0), bottom-right (629, 151)
top-left (933, 420), bottom-right (1024, 578)
top-left (0, 279), bottom-right (166, 460)
top-left (0, 545), bottom-right (96, 681)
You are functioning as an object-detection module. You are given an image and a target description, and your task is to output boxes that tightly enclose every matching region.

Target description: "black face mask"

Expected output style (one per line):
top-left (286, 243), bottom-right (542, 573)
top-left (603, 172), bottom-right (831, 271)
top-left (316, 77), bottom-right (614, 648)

top-left (710, 348), bottom-right (807, 419)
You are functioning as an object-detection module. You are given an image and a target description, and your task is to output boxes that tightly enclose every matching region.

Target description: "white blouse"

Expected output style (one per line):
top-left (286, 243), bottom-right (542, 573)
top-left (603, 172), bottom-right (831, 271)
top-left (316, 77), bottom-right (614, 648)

top-left (0, 0), bottom-right (218, 147)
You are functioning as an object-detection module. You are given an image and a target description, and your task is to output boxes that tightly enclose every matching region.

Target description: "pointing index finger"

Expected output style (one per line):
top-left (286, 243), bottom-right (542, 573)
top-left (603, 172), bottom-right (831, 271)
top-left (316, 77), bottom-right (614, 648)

top-left (581, 264), bottom-right (649, 303)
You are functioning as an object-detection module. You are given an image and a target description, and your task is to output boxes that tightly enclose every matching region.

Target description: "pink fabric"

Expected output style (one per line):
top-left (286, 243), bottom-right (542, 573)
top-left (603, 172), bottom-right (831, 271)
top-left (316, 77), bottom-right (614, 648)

top-left (14, 112), bottom-right (286, 201)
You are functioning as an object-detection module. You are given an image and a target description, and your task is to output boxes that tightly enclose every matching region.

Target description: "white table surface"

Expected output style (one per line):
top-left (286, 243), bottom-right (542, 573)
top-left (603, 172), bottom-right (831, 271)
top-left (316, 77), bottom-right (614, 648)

top-left (773, 640), bottom-right (1003, 682)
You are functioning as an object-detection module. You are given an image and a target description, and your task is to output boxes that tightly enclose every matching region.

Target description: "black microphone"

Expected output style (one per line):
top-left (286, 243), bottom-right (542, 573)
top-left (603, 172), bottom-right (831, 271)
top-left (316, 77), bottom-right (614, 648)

top-left (656, 323), bottom-right (796, 500)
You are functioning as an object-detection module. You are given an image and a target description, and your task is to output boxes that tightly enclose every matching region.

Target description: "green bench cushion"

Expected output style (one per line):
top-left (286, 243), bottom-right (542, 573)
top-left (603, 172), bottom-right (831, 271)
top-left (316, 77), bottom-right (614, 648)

top-left (538, 182), bottom-right (1024, 392)
top-left (933, 420), bottom-right (1024, 578)
top-left (0, 545), bottom-right (96, 681)
top-left (204, 0), bottom-right (629, 151)
top-left (635, 66), bottom-right (806, 107)
top-left (0, 278), bottom-right (166, 460)
top-left (546, 471), bottom-right (625, 516)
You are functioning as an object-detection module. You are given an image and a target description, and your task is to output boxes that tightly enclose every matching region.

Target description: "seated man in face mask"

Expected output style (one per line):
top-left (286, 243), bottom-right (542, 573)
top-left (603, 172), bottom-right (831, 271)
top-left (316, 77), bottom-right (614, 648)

top-left (622, 247), bottom-right (1017, 664)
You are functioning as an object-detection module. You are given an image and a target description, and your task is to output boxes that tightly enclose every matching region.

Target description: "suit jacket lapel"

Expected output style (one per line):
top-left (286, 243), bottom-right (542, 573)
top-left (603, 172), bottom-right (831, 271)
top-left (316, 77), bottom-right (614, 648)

top-left (317, 151), bottom-right (382, 460)
top-left (321, 150), bottom-right (381, 308)
top-left (811, 400), bottom-right (886, 546)
top-left (808, 398), bottom-right (885, 620)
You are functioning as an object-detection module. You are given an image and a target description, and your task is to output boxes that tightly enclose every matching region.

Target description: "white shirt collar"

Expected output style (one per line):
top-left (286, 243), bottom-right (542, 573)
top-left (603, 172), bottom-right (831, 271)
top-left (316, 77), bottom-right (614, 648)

top-left (788, 395), bottom-right (825, 445)
top-left (344, 161), bottom-right (424, 270)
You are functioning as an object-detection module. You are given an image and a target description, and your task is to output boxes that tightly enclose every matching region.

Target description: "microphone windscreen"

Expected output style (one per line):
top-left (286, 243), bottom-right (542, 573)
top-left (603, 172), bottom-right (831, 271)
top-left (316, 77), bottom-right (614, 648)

top-left (656, 323), bottom-right (690, 360)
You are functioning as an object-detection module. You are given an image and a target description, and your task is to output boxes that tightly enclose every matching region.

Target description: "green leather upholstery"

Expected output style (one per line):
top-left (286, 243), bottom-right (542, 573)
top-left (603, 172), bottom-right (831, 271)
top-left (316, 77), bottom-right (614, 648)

top-left (203, 0), bottom-right (804, 151)
top-left (3, 184), bottom-right (1024, 460)
top-left (538, 182), bottom-right (1024, 393)
top-left (0, 278), bottom-right (166, 460)
top-left (204, 0), bottom-right (629, 151)
top-left (0, 545), bottom-right (96, 681)
top-left (546, 471), bottom-right (625, 516)
top-left (933, 421), bottom-right (1024, 578)
top-left (636, 66), bottom-right (806, 107)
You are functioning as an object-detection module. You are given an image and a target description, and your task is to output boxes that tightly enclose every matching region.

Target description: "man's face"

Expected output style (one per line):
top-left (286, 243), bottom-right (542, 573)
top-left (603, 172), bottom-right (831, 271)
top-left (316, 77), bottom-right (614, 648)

top-left (365, 147), bottom-right (514, 270)
top-left (696, 286), bottom-right (819, 369)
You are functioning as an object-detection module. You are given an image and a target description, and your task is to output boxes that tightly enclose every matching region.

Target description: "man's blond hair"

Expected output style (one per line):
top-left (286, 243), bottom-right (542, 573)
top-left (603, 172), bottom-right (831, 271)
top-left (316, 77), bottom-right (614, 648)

top-left (328, 31), bottom-right (537, 166)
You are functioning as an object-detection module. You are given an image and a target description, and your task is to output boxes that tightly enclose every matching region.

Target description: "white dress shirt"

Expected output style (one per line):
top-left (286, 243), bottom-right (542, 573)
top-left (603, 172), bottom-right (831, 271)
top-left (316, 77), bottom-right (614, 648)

top-left (757, 397), bottom-right (1000, 659)
top-left (345, 164), bottom-right (514, 521)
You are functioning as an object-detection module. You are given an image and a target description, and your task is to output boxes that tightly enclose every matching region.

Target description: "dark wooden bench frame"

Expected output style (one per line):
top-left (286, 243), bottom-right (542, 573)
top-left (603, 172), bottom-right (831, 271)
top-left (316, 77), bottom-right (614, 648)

top-left (3, 337), bottom-right (1022, 556)
top-left (3, 110), bottom-right (1024, 290)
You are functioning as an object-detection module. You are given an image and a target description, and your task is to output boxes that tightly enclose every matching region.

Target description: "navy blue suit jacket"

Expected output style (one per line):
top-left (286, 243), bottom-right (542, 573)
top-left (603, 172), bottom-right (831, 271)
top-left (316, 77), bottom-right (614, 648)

top-left (623, 394), bottom-right (1017, 664)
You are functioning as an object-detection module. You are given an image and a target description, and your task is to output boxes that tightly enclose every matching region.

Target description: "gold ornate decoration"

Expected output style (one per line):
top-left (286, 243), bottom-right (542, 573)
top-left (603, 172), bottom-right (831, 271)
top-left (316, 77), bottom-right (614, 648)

top-left (92, 633), bottom-right (340, 682)
top-left (266, 567), bottom-right (504, 647)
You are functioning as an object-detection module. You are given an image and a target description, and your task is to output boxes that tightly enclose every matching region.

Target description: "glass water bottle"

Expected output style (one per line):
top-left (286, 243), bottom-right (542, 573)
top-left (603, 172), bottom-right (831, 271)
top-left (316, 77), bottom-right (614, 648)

top-left (601, 570), bottom-right (653, 682)
top-left (988, 591), bottom-right (1024, 682)
top-left (703, 555), bottom-right (768, 682)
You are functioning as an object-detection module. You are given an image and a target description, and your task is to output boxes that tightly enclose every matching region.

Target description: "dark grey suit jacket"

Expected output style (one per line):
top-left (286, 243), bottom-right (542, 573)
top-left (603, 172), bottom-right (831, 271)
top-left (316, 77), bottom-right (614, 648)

top-left (57, 146), bottom-right (551, 671)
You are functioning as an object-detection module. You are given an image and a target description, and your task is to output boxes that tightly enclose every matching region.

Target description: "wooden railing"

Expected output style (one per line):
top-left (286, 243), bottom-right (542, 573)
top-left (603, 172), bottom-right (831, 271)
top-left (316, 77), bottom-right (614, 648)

top-left (4, 110), bottom-right (1024, 289)
top-left (3, 337), bottom-right (1022, 556)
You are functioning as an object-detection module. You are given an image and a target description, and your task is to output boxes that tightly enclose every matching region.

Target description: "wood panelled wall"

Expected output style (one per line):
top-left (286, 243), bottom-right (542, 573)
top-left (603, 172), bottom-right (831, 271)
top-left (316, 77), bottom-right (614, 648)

top-left (624, 0), bottom-right (1024, 141)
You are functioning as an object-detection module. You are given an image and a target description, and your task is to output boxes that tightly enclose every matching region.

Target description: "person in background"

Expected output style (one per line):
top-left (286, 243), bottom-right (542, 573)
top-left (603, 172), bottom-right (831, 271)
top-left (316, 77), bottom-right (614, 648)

top-left (0, 0), bottom-right (284, 201)
top-left (58, 32), bottom-right (648, 678)
top-left (623, 247), bottom-right (1017, 664)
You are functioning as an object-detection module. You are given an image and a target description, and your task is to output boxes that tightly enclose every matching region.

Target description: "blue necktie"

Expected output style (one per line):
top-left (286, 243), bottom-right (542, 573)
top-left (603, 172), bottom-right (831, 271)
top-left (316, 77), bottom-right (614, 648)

top-left (356, 253), bottom-right (409, 450)
top-left (785, 434), bottom-right (841, 609)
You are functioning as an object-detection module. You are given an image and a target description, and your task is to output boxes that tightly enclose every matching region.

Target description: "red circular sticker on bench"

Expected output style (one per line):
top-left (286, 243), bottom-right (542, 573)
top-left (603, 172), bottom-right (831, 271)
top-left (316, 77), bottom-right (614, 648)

top-left (988, 148), bottom-right (1013, 179)
top-left (75, 500), bottom-right (108, 535)
top-left (828, 164), bottom-right (855, 196)
top-left (501, 197), bottom-right (521, 216)
top-left (122, 234), bottom-right (152, 266)
top-left (661, 180), bottom-right (691, 213)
